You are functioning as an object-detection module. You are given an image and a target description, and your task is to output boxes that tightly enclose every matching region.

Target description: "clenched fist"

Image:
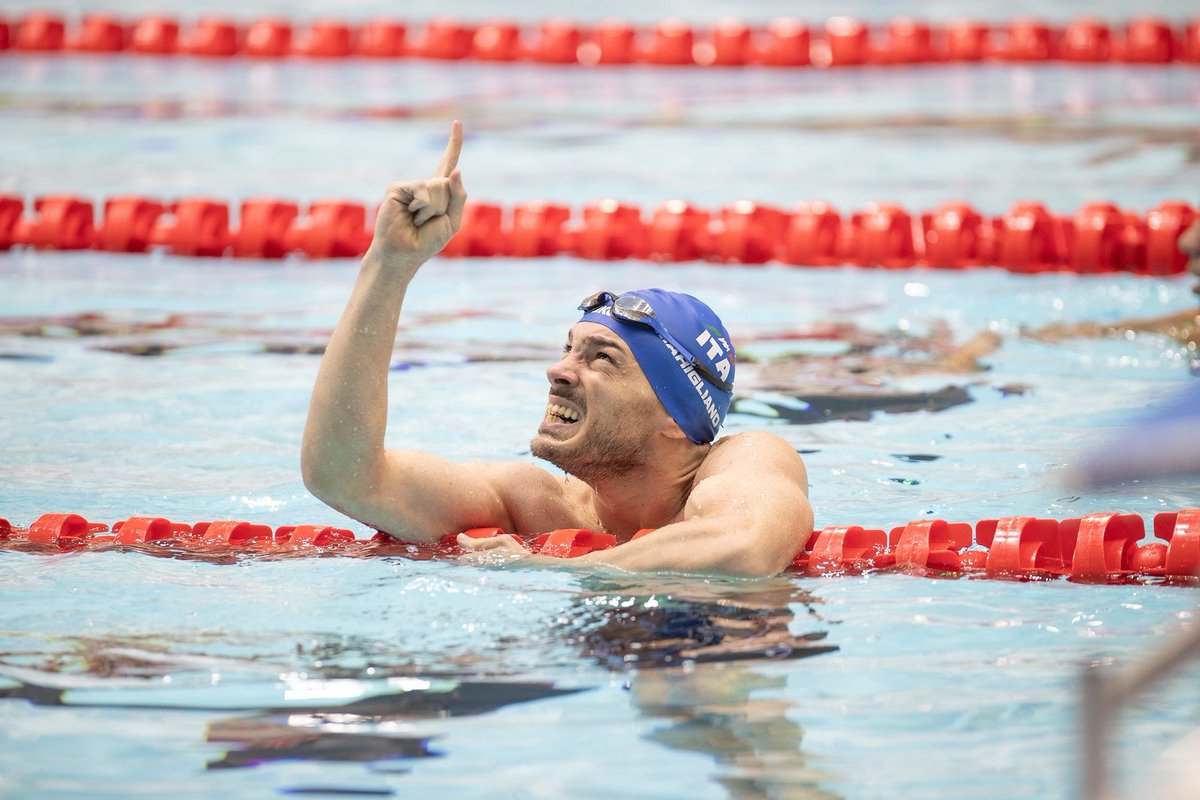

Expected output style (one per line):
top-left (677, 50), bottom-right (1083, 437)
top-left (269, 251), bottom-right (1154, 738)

top-left (366, 120), bottom-right (468, 276)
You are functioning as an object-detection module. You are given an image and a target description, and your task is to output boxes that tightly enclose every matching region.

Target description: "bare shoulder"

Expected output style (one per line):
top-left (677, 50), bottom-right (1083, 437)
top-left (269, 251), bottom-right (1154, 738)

top-left (701, 431), bottom-right (808, 481)
top-left (686, 431), bottom-right (814, 567)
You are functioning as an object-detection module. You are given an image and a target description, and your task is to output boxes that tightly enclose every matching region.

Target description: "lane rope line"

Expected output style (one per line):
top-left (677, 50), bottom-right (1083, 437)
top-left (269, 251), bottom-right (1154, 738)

top-left (2, 509), bottom-right (1197, 583)
top-left (2, 193), bottom-right (1195, 273)
top-left (4, 12), bottom-right (1200, 68)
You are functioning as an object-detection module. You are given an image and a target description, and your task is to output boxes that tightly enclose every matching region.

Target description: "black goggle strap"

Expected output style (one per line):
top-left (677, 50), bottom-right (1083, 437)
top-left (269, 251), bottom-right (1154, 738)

top-left (664, 333), bottom-right (734, 393)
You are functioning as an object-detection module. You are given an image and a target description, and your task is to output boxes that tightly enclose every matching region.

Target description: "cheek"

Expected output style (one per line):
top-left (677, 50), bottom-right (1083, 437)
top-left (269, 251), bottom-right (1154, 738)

top-left (625, 384), bottom-right (672, 428)
top-left (590, 376), bottom-right (662, 420)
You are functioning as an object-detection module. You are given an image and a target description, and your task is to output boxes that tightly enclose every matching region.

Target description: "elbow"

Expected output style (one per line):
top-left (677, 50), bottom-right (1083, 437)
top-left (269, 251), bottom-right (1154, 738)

top-left (301, 461), bottom-right (330, 503)
top-left (302, 462), bottom-right (367, 526)
top-left (300, 448), bottom-right (358, 510)
top-left (300, 446), bottom-right (331, 499)
top-left (301, 447), bottom-right (390, 529)
top-left (704, 533), bottom-right (793, 579)
top-left (301, 464), bottom-right (340, 510)
top-left (736, 512), bottom-right (813, 579)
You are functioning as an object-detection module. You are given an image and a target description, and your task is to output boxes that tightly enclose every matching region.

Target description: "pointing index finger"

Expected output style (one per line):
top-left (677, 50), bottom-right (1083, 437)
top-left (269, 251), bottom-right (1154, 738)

top-left (434, 120), bottom-right (463, 178)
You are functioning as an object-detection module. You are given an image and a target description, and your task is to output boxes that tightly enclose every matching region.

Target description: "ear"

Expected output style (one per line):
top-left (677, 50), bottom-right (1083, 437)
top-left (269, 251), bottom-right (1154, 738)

top-left (658, 419), bottom-right (690, 442)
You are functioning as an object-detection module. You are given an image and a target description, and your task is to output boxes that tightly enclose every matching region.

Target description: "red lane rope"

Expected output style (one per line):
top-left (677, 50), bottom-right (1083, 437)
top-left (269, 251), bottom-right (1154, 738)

top-left (4, 12), bottom-right (1200, 68)
top-left (2, 193), bottom-right (1195, 274)
top-left (2, 509), bottom-right (1197, 583)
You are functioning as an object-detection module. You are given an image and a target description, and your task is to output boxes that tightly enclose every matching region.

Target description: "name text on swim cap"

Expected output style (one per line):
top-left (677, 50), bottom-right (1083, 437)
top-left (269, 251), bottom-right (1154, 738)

top-left (662, 340), bottom-right (722, 430)
top-left (695, 329), bottom-right (732, 382)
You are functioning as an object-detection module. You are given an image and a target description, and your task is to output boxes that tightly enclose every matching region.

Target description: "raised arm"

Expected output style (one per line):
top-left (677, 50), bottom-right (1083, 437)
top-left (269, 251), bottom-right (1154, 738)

top-left (301, 122), bottom-right (510, 541)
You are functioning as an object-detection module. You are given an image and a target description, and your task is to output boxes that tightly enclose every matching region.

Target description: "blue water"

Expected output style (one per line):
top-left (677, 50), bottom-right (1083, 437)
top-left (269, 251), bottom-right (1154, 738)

top-left (2, 2), bottom-right (1200, 798)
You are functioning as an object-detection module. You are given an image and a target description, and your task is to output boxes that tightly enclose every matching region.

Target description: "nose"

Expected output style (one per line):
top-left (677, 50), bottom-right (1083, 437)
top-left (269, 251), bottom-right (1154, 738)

top-left (546, 353), bottom-right (579, 387)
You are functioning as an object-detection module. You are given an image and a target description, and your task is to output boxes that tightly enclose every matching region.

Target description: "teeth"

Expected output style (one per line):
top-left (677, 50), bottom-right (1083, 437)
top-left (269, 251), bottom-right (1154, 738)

top-left (547, 403), bottom-right (580, 422)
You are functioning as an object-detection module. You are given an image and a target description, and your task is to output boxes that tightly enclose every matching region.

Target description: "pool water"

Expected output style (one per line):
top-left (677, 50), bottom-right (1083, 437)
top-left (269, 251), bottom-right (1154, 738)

top-left (2, 2), bottom-right (1200, 798)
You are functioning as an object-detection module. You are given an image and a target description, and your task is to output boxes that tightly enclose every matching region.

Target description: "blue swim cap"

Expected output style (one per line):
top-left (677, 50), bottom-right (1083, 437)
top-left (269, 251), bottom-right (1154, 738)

top-left (578, 288), bottom-right (736, 444)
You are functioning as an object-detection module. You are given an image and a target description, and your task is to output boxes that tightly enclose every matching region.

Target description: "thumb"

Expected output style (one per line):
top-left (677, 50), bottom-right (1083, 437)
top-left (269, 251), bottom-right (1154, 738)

top-left (457, 532), bottom-right (495, 550)
top-left (446, 169), bottom-right (468, 230)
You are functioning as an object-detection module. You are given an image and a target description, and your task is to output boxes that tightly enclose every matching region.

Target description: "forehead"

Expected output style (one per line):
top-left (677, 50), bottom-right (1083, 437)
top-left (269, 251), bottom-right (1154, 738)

top-left (567, 321), bottom-right (633, 354)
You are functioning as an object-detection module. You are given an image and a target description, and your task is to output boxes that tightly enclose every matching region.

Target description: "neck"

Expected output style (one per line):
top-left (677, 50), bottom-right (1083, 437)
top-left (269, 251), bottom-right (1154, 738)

top-left (583, 439), bottom-right (710, 539)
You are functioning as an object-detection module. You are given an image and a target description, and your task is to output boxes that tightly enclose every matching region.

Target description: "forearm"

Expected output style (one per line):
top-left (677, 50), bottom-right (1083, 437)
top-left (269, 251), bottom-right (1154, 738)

top-left (301, 253), bottom-right (414, 499)
top-left (577, 463), bottom-right (812, 577)
top-left (302, 121), bottom-right (466, 519)
top-left (577, 515), bottom-right (797, 578)
top-left (460, 512), bottom-right (807, 578)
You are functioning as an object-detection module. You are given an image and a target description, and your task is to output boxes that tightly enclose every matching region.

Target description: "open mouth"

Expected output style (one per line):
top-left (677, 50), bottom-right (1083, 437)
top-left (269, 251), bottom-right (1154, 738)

top-left (545, 402), bottom-right (581, 424)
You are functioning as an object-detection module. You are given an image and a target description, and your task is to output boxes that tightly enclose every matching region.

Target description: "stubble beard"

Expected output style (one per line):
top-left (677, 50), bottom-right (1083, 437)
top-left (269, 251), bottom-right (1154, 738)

top-left (530, 424), bottom-right (648, 484)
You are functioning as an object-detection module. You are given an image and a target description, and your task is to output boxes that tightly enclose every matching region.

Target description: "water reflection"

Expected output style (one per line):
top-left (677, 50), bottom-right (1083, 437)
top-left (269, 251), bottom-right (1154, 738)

top-left (0, 661), bottom-right (580, 776)
top-left (568, 579), bottom-right (836, 669)
top-left (0, 576), bottom-right (840, 796)
top-left (568, 578), bottom-right (841, 798)
top-left (634, 667), bottom-right (839, 800)
top-left (204, 680), bottom-right (583, 770)
top-left (207, 718), bottom-right (433, 769)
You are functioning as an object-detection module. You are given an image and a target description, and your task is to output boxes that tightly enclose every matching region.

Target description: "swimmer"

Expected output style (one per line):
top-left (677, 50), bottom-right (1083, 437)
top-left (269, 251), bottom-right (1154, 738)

top-left (301, 122), bottom-right (813, 577)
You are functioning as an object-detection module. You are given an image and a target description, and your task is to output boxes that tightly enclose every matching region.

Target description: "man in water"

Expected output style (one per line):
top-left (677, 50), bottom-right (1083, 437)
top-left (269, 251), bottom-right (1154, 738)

top-left (301, 122), bottom-right (813, 577)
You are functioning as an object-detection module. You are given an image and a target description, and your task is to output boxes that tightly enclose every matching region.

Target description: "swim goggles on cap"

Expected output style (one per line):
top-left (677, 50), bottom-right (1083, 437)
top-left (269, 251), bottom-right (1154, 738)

top-left (577, 290), bottom-right (734, 392)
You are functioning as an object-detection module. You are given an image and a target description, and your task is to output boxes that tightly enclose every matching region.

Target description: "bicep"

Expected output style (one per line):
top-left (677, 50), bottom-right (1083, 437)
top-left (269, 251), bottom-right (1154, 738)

top-left (682, 462), bottom-right (812, 575)
top-left (332, 448), bottom-right (511, 543)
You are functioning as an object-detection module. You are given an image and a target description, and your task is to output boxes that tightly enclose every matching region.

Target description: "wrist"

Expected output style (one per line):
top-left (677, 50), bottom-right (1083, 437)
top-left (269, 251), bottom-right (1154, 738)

top-left (361, 245), bottom-right (422, 279)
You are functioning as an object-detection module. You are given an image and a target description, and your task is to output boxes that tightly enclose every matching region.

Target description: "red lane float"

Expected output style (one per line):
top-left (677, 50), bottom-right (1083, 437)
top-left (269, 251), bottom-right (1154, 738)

top-left (1, 193), bottom-right (1195, 273)
top-left (2, 514), bottom-right (359, 553)
top-left (794, 508), bottom-right (1200, 582)
top-left (5, 13), bottom-right (1200, 67)
top-left (2, 509), bottom-right (1197, 583)
top-left (113, 516), bottom-right (192, 544)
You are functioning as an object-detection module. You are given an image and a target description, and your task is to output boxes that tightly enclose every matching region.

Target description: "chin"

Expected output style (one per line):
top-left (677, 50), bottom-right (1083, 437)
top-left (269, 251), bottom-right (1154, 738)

top-left (530, 428), bottom-right (647, 484)
top-left (529, 431), bottom-right (564, 463)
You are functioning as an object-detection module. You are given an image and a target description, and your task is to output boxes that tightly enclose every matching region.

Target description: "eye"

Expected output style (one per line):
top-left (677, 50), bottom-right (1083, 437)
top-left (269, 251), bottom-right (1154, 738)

top-left (561, 343), bottom-right (572, 354)
top-left (595, 351), bottom-right (613, 362)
